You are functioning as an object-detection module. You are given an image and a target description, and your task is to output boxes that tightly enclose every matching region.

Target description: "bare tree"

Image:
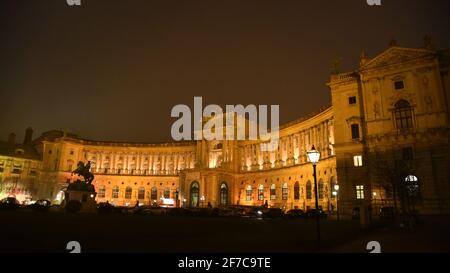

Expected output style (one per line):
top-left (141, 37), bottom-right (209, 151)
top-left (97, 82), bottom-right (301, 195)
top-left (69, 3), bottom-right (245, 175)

top-left (368, 149), bottom-right (419, 226)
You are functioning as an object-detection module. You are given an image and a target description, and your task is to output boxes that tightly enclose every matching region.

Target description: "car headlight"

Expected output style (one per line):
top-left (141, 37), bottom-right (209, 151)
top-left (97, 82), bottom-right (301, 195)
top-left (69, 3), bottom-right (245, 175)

top-left (257, 210), bottom-right (263, 215)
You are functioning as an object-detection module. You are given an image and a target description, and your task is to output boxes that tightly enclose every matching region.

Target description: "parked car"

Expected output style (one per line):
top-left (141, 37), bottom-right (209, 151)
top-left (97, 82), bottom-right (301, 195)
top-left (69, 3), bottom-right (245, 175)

top-left (0, 197), bottom-right (21, 210)
top-left (27, 199), bottom-right (51, 212)
top-left (144, 207), bottom-right (166, 215)
top-left (166, 208), bottom-right (191, 216)
top-left (304, 208), bottom-right (327, 219)
top-left (261, 208), bottom-right (285, 220)
top-left (379, 206), bottom-right (395, 219)
top-left (98, 202), bottom-right (114, 214)
top-left (285, 209), bottom-right (305, 219)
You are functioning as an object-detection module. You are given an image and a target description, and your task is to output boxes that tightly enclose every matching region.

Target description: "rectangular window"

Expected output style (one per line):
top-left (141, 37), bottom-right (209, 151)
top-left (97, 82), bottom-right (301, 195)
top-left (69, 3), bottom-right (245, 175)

top-left (246, 189), bottom-right (252, 201)
top-left (356, 185), bottom-right (364, 199)
top-left (112, 187), bottom-right (119, 199)
top-left (402, 147), bottom-right (414, 160)
top-left (151, 188), bottom-right (158, 200)
top-left (353, 155), bottom-right (363, 167)
top-left (394, 80), bottom-right (404, 90)
top-left (351, 124), bottom-right (360, 139)
top-left (258, 189), bottom-right (264, 201)
top-left (282, 187), bottom-right (288, 200)
top-left (348, 96), bottom-right (357, 104)
top-left (270, 188), bottom-right (276, 200)
top-left (98, 187), bottom-right (106, 198)
top-left (164, 188), bottom-right (170, 199)
top-left (138, 188), bottom-right (145, 200)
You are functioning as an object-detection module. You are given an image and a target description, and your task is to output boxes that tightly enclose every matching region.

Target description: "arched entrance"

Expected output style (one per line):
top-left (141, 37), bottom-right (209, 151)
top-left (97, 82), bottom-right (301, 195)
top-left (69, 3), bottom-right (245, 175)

top-left (219, 182), bottom-right (228, 206)
top-left (190, 181), bottom-right (200, 207)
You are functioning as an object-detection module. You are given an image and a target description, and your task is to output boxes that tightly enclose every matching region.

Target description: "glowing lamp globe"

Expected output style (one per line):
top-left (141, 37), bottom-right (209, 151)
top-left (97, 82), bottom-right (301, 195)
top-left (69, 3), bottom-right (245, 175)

top-left (307, 145), bottom-right (321, 165)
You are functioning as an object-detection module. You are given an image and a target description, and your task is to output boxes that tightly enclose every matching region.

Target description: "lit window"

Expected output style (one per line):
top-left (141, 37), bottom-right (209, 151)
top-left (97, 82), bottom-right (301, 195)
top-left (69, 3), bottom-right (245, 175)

top-left (112, 186), bottom-right (119, 199)
top-left (151, 187), bottom-right (157, 200)
top-left (258, 185), bottom-right (264, 201)
top-left (318, 180), bottom-right (324, 199)
top-left (282, 183), bottom-right (288, 200)
top-left (270, 184), bottom-right (276, 200)
top-left (405, 175), bottom-right (420, 197)
top-left (125, 187), bottom-right (132, 199)
top-left (246, 186), bottom-right (252, 201)
top-left (98, 186), bottom-right (106, 198)
top-left (294, 182), bottom-right (300, 200)
top-left (353, 155), bottom-right (363, 167)
top-left (138, 187), bottom-right (145, 200)
top-left (164, 188), bottom-right (170, 199)
top-left (356, 185), bottom-right (364, 199)
top-left (306, 181), bottom-right (312, 200)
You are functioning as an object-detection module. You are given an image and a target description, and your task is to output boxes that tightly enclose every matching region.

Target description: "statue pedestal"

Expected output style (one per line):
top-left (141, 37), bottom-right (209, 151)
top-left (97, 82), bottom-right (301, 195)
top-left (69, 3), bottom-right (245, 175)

top-left (64, 180), bottom-right (97, 213)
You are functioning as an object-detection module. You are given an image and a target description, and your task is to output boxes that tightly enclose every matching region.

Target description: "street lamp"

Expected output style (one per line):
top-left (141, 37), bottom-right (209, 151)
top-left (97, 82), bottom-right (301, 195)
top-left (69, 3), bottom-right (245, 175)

top-left (175, 190), bottom-right (179, 208)
top-left (200, 195), bottom-right (205, 208)
top-left (307, 145), bottom-right (321, 242)
top-left (334, 184), bottom-right (340, 221)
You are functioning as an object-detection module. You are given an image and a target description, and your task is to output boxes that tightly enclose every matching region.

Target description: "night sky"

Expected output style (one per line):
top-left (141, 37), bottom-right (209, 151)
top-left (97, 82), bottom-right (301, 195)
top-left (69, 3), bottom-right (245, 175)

top-left (1, 0), bottom-right (449, 143)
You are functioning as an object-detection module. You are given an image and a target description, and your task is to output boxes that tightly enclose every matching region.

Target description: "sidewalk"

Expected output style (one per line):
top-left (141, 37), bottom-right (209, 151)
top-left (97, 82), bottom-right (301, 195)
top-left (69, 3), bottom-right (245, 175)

top-left (330, 216), bottom-right (450, 253)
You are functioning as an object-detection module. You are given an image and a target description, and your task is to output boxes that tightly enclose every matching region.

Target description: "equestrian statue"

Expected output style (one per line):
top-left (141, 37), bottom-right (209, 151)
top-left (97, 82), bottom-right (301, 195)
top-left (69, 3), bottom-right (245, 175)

top-left (72, 161), bottom-right (95, 185)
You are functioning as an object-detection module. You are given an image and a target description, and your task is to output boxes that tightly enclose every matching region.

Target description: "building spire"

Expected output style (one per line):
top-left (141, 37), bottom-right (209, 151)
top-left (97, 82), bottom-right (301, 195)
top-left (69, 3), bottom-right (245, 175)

top-left (360, 50), bottom-right (368, 66)
top-left (423, 34), bottom-right (433, 50)
top-left (389, 36), bottom-right (397, 47)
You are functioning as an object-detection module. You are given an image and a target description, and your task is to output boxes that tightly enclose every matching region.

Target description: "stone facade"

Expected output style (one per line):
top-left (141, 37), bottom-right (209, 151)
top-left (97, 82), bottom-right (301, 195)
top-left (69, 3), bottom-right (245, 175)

top-left (1, 43), bottom-right (449, 216)
top-left (329, 43), bottom-right (450, 216)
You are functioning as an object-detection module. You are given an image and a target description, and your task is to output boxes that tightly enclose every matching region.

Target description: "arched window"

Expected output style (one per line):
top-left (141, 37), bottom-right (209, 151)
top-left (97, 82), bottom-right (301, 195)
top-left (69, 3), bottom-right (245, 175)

top-left (67, 160), bottom-right (74, 172)
top-left (270, 184), bottom-right (276, 200)
top-left (394, 100), bottom-right (413, 130)
top-left (330, 177), bottom-right (337, 199)
top-left (112, 186), bottom-right (119, 199)
top-left (125, 187), bottom-right (132, 199)
top-left (190, 181), bottom-right (200, 207)
top-left (98, 185), bottom-right (106, 198)
top-left (306, 181), bottom-right (312, 200)
top-left (405, 175), bottom-right (420, 197)
top-left (220, 182), bottom-right (228, 206)
top-left (258, 185), bottom-right (264, 201)
top-left (164, 188), bottom-right (170, 198)
top-left (138, 187), bottom-right (145, 200)
top-left (282, 183), bottom-right (288, 200)
top-left (318, 179), bottom-right (324, 199)
top-left (246, 185), bottom-right (252, 201)
top-left (151, 187), bottom-right (157, 200)
top-left (294, 182), bottom-right (300, 200)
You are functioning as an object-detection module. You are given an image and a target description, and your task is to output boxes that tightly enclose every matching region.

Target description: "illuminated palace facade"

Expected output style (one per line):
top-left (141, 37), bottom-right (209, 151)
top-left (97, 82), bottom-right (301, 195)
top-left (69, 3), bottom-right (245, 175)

top-left (1, 42), bottom-right (449, 216)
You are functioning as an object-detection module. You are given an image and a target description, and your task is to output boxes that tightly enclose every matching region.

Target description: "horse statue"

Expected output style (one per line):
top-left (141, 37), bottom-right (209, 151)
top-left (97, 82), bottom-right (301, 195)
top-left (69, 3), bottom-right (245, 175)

top-left (72, 161), bottom-right (95, 185)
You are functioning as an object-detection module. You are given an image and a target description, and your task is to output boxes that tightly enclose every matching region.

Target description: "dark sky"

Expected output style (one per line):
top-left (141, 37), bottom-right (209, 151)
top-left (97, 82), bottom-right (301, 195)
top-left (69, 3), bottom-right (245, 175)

top-left (1, 0), bottom-right (449, 143)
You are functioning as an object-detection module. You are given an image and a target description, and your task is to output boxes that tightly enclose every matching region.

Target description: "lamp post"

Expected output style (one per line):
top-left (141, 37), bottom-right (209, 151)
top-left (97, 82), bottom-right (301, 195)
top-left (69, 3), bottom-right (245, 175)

top-left (307, 145), bottom-right (321, 242)
top-left (333, 184), bottom-right (340, 221)
top-left (200, 195), bottom-right (205, 208)
top-left (175, 190), bottom-right (179, 208)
